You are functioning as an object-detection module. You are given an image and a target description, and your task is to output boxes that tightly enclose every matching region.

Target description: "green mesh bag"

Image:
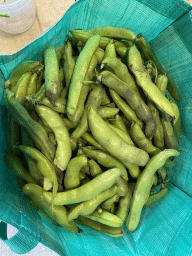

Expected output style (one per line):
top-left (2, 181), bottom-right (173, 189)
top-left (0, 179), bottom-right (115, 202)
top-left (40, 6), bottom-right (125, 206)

top-left (0, 0), bottom-right (192, 255)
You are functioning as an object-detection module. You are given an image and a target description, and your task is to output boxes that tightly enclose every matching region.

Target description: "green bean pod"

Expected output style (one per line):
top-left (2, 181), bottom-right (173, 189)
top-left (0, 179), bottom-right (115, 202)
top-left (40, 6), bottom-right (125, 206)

top-left (88, 107), bottom-right (149, 168)
top-left (135, 34), bottom-right (180, 102)
top-left (67, 35), bottom-right (101, 115)
top-left (68, 185), bottom-right (118, 221)
top-left (43, 168), bottom-right (121, 205)
top-left (76, 215), bottom-right (124, 237)
top-left (35, 105), bottom-right (71, 170)
top-left (128, 45), bottom-right (175, 118)
top-left (85, 207), bottom-right (123, 227)
top-left (64, 155), bottom-right (88, 190)
top-left (23, 184), bottom-right (80, 233)
top-left (43, 46), bottom-right (60, 106)
top-left (4, 89), bottom-right (55, 161)
top-left (126, 149), bottom-right (180, 231)
top-left (116, 183), bottom-right (135, 223)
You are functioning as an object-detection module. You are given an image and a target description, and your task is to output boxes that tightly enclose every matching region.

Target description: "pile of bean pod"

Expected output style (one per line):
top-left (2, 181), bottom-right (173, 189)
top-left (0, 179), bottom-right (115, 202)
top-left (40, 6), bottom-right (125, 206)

top-left (4, 26), bottom-right (182, 237)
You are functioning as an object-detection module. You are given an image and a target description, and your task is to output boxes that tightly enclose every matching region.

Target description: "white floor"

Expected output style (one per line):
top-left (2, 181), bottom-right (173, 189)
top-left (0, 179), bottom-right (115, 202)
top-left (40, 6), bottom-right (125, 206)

top-left (0, 224), bottom-right (59, 256)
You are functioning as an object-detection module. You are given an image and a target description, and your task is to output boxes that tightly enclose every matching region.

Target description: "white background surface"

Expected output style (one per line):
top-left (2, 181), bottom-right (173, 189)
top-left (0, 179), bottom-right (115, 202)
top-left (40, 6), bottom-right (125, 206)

top-left (0, 223), bottom-right (59, 255)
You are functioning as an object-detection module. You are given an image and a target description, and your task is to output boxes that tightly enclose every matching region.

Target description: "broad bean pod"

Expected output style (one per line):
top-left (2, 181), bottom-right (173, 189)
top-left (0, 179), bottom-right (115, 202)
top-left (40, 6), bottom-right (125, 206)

top-left (88, 107), bottom-right (149, 168)
top-left (64, 155), bottom-right (88, 190)
top-left (116, 183), bottom-right (135, 223)
top-left (101, 57), bottom-right (140, 95)
top-left (126, 149), bottom-right (179, 231)
top-left (35, 104), bottom-right (71, 170)
top-left (43, 46), bottom-right (60, 106)
top-left (9, 61), bottom-right (40, 91)
top-left (80, 26), bottom-right (136, 41)
top-left (76, 216), bottom-right (124, 237)
top-left (68, 185), bottom-right (118, 221)
top-left (127, 45), bottom-right (175, 118)
top-left (82, 147), bottom-right (128, 180)
top-left (4, 89), bottom-right (55, 161)
top-left (67, 35), bottom-right (101, 115)
top-left (17, 145), bottom-right (58, 199)
top-left (23, 184), bottom-right (80, 233)
top-left (88, 159), bottom-right (102, 177)
top-left (130, 122), bottom-right (161, 156)
top-left (144, 186), bottom-right (168, 208)
top-left (43, 168), bottom-right (121, 205)
top-left (5, 153), bottom-right (36, 184)
top-left (98, 71), bottom-right (156, 138)
top-left (85, 207), bottom-right (123, 227)
top-left (135, 34), bottom-right (180, 102)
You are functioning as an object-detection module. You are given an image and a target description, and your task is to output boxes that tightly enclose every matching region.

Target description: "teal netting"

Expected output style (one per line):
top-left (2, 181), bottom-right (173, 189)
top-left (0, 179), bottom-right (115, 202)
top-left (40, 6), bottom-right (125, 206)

top-left (0, 0), bottom-right (192, 255)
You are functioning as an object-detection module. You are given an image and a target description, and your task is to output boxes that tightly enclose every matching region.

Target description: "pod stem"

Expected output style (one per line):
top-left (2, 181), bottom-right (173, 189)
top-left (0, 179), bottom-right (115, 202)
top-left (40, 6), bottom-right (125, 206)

top-left (0, 14), bottom-right (10, 18)
top-left (25, 96), bottom-right (40, 106)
